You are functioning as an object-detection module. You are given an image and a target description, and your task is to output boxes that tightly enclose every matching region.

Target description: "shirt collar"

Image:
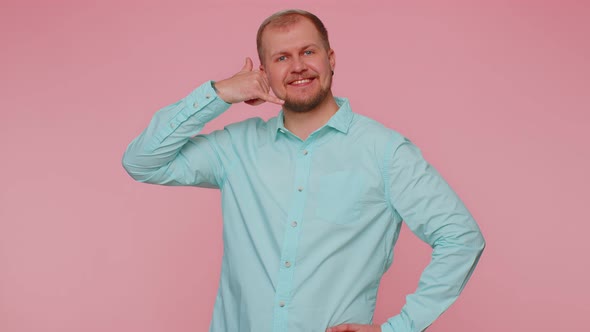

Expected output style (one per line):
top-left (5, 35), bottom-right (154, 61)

top-left (274, 97), bottom-right (353, 139)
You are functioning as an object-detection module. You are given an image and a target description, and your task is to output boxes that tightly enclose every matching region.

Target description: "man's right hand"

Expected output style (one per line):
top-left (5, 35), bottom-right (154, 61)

top-left (214, 57), bottom-right (284, 106)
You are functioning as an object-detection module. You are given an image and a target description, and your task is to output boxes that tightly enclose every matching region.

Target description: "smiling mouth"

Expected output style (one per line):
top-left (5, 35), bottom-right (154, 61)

top-left (289, 78), bottom-right (314, 86)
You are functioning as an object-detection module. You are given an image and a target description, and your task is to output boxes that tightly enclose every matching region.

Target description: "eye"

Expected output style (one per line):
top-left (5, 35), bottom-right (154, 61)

top-left (277, 55), bottom-right (287, 62)
top-left (304, 50), bottom-right (314, 55)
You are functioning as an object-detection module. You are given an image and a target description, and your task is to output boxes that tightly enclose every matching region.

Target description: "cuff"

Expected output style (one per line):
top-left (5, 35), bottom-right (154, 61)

top-left (381, 314), bottom-right (408, 332)
top-left (182, 80), bottom-right (231, 123)
top-left (149, 81), bottom-right (231, 148)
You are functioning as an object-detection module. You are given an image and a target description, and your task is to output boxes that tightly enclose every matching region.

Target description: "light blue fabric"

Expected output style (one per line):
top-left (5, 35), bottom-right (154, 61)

top-left (122, 81), bottom-right (485, 332)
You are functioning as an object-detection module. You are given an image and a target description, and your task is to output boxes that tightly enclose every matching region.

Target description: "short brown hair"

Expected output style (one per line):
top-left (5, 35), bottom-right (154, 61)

top-left (256, 9), bottom-right (331, 64)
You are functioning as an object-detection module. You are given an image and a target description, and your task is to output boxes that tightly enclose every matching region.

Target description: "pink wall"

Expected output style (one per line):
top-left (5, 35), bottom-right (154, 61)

top-left (1, 1), bottom-right (589, 331)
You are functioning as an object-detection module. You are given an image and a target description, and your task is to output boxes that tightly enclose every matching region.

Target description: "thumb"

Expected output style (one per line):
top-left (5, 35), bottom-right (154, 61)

top-left (240, 57), bottom-right (253, 72)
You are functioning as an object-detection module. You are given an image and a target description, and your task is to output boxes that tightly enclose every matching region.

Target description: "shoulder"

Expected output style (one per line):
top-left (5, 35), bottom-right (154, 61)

top-left (218, 115), bottom-right (277, 147)
top-left (223, 116), bottom-right (269, 131)
top-left (221, 115), bottom-right (278, 138)
top-left (349, 112), bottom-right (410, 150)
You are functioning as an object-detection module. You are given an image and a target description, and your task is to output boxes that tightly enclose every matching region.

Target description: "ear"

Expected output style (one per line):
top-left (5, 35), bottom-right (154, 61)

top-left (259, 63), bottom-right (271, 79)
top-left (328, 48), bottom-right (336, 71)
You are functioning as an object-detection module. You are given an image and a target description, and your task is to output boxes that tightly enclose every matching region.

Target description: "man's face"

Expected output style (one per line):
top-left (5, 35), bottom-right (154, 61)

top-left (260, 18), bottom-right (335, 113)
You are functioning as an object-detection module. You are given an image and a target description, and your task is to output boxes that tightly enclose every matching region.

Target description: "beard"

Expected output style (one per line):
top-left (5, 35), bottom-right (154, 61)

top-left (282, 78), bottom-right (332, 113)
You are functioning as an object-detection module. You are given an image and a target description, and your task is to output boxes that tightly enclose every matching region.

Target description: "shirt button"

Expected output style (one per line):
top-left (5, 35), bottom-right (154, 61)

top-left (303, 150), bottom-right (308, 155)
top-left (205, 94), bottom-right (211, 99)
top-left (279, 301), bottom-right (285, 307)
top-left (170, 123), bottom-right (175, 128)
top-left (285, 261), bottom-right (291, 268)
top-left (291, 221), bottom-right (298, 228)
top-left (297, 187), bottom-right (304, 192)
top-left (193, 102), bottom-right (199, 108)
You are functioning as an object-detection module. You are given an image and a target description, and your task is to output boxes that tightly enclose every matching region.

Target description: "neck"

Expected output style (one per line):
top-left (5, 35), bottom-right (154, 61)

top-left (283, 92), bottom-right (339, 141)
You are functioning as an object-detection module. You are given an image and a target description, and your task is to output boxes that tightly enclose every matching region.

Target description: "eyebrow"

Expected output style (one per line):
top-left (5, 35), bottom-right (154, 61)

top-left (270, 44), bottom-right (319, 58)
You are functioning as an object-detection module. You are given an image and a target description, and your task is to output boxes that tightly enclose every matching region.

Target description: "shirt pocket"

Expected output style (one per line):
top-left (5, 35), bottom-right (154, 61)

top-left (315, 170), bottom-right (364, 224)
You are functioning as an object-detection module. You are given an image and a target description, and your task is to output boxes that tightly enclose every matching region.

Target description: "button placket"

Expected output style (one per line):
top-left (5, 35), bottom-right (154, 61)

top-left (271, 143), bottom-right (313, 332)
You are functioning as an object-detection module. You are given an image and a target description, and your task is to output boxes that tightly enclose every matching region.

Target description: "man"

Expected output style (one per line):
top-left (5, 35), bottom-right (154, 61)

top-left (122, 9), bottom-right (485, 332)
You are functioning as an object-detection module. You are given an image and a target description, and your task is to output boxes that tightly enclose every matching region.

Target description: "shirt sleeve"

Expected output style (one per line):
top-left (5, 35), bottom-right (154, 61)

top-left (122, 81), bottom-right (232, 188)
top-left (381, 134), bottom-right (485, 332)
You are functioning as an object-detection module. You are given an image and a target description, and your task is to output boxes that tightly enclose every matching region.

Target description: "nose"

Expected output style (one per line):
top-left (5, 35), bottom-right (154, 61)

top-left (291, 55), bottom-right (307, 73)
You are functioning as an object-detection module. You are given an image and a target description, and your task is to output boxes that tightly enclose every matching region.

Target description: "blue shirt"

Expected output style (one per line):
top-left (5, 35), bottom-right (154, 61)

top-left (122, 81), bottom-right (485, 332)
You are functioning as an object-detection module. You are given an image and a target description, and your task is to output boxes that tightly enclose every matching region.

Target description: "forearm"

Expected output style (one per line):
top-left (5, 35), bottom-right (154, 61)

top-left (381, 228), bottom-right (485, 332)
top-left (122, 81), bottom-right (230, 185)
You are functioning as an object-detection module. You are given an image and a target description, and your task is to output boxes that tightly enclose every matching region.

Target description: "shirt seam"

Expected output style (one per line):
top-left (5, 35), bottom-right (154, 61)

top-left (381, 132), bottom-right (398, 216)
top-left (379, 132), bottom-right (400, 279)
top-left (200, 134), bottom-right (228, 189)
top-left (219, 127), bottom-right (242, 189)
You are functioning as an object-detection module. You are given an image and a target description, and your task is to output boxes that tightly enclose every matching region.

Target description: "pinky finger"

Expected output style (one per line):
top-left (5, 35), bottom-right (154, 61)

top-left (245, 98), bottom-right (265, 106)
top-left (260, 93), bottom-right (284, 106)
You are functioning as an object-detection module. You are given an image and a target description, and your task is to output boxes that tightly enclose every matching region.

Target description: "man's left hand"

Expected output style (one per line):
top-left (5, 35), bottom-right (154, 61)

top-left (326, 324), bottom-right (381, 332)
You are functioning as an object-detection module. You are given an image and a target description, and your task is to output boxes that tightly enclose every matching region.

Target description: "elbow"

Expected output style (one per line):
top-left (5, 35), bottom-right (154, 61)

top-left (464, 227), bottom-right (486, 256)
top-left (479, 234), bottom-right (486, 253)
top-left (121, 152), bottom-right (139, 181)
top-left (461, 229), bottom-right (485, 263)
top-left (474, 229), bottom-right (486, 254)
top-left (434, 226), bottom-right (486, 258)
top-left (121, 150), bottom-right (149, 183)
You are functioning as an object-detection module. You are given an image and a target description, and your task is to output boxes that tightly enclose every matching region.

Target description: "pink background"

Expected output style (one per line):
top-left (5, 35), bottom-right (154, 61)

top-left (1, 0), bottom-right (589, 331)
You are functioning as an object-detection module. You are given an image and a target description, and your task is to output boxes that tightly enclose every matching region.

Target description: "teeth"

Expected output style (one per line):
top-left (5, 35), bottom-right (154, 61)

top-left (291, 79), bottom-right (311, 85)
